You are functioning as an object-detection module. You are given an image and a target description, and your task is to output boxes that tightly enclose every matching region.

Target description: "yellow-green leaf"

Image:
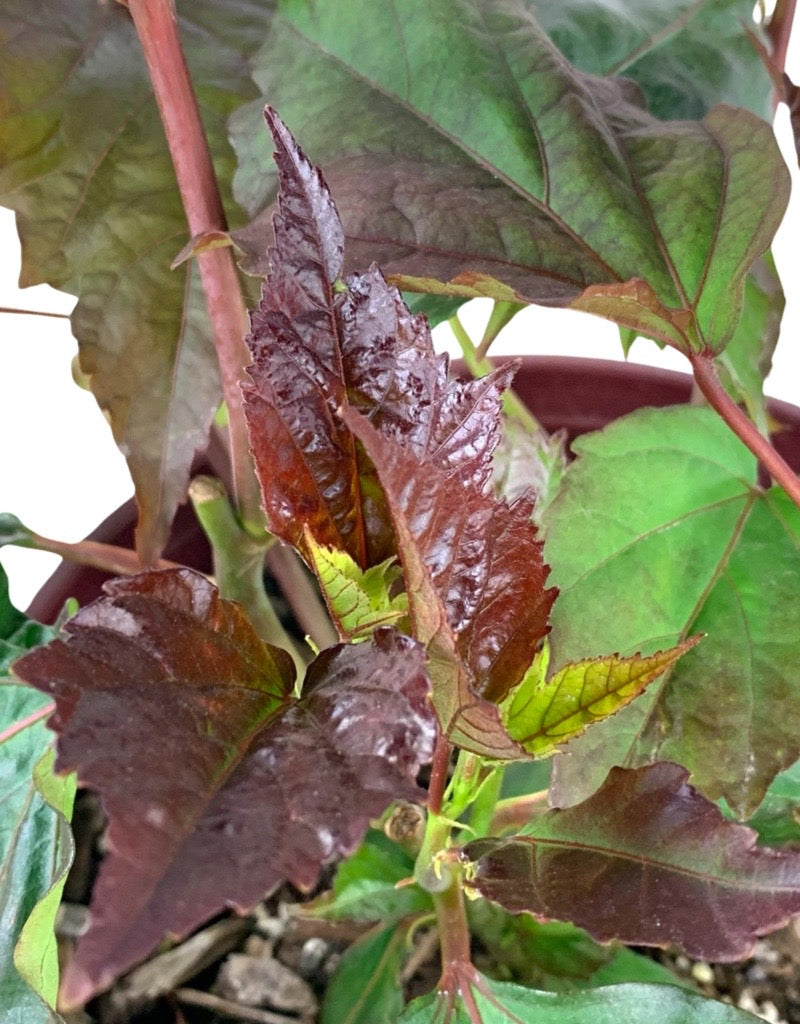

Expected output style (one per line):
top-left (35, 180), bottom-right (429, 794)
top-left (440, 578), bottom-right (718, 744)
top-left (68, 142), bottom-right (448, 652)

top-left (502, 638), bottom-right (700, 757)
top-left (306, 536), bottom-right (408, 642)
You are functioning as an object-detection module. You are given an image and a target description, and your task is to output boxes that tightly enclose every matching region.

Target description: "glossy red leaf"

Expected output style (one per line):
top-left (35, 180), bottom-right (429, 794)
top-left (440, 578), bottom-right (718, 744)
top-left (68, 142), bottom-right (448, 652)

top-left (13, 570), bottom-right (435, 1006)
top-left (342, 407), bottom-right (556, 758)
top-left (466, 763), bottom-right (800, 962)
top-left (242, 109), bottom-right (517, 568)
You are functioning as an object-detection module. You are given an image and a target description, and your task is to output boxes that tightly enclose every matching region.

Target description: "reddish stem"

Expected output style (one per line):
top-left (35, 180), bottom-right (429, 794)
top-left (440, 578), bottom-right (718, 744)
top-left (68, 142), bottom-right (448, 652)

top-left (125, 0), bottom-right (262, 530)
top-left (0, 703), bottom-right (56, 745)
top-left (689, 351), bottom-right (800, 509)
top-left (427, 734), bottom-right (452, 815)
top-left (768, 0), bottom-right (798, 76)
top-left (26, 531), bottom-right (179, 578)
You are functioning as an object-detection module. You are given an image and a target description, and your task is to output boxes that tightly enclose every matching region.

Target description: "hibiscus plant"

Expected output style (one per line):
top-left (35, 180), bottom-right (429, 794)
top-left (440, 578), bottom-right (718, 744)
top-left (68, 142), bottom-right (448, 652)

top-left (3, 1), bottom-right (800, 1022)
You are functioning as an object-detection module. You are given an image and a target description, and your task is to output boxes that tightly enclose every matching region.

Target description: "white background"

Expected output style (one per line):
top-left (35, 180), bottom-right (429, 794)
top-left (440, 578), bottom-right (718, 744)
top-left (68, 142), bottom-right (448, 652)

top-left (2, 87), bottom-right (799, 611)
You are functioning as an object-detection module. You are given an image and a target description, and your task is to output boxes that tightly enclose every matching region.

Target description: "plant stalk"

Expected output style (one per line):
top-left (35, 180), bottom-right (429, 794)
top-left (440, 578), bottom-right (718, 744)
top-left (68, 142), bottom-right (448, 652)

top-left (433, 873), bottom-right (473, 971)
top-left (4, 530), bottom-right (178, 578)
top-left (767, 0), bottom-right (798, 77)
top-left (190, 476), bottom-right (309, 675)
top-left (125, 0), bottom-right (262, 533)
top-left (689, 351), bottom-right (800, 509)
top-left (428, 734), bottom-right (453, 816)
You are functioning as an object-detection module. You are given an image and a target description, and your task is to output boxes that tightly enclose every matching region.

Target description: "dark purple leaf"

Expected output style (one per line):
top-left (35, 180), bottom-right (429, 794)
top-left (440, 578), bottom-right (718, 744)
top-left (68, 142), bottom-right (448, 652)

top-left (13, 570), bottom-right (435, 1006)
top-left (342, 407), bottom-right (556, 758)
top-left (242, 110), bottom-right (518, 570)
top-left (466, 763), bottom-right (800, 962)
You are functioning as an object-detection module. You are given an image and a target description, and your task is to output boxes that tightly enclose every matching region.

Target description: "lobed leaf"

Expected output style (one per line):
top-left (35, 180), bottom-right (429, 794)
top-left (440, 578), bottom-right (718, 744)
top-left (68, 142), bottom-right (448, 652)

top-left (502, 640), bottom-right (699, 757)
top-left (342, 405), bottom-right (556, 759)
top-left (398, 973), bottom-right (757, 1023)
top-left (541, 406), bottom-right (800, 817)
top-left (13, 569), bottom-right (436, 1006)
top-left (466, 763), bottom-right (800, 962)
top-left (0, 0), bottom-right (272, 560)
top-left (231, 0), bottom-right (788, 353)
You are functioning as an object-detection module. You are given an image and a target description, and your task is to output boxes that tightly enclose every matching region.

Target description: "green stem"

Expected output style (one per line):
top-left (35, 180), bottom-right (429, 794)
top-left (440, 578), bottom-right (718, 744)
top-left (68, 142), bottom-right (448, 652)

top-left (468, 764), bottom-right (504, 838)
top-left (474, 301), bottom-right (525, 361)
top-left (489, 789), bottom-right (550, 834)
top-left (126, 0), bottom-right (263, 535)
top-left (689, 351), bottom-right (800, 510)
top-left (432, 872), bottom-right (473, 971)
top-left (190, 476), bottom-right (308, 676)
top-left (448, 314), bottom-right (543, 434)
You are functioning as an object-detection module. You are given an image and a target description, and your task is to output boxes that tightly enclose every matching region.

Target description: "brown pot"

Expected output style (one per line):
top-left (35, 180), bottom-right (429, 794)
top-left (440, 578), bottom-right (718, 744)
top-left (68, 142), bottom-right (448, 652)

top-left (27, 356), bottom-right (800, 622)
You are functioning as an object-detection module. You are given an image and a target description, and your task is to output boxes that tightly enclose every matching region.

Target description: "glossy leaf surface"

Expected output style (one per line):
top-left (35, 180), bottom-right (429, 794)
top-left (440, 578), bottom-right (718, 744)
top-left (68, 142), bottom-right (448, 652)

top-left (243, 110), bottom-right (518, 568)
top-left (467, 763), bottom-right (800, 962)
top-left (399, 973), bottom-right (756, 1023)
top-left (0, 569), bottom-right (72, 1024)
top-left (0, 0), bottom-right (271, 559)
top-left (14, 570), bottom-right (435, 1005)
top-left (231, 0), bottom-right (788, 353)
top-left (321, 923), bottom-right (406, 1024)
top-left (343, 406), bottom-right (555, 758)
top-left (542, 406), bottom-right (800, 817)
top-left (502, 640), bottom-right (698, 757)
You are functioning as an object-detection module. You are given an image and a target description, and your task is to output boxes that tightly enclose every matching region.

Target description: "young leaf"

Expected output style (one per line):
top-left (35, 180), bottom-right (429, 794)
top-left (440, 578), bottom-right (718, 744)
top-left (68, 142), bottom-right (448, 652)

top-left (541, 406), bottom-right (800, 817)
top-left (342, 406), bottom-right (556, 759)
top-left (231, 1), bottom-right (788, 353)
top-left (320, 922), bottom-right (407, 1024)
top-left (243, 109), bottom-right (518, 568)
top-left (466, 763), bottom-right (800, 962)
top-left (305, 830), bottom-right (432, 924)
top-left (502, 640), bottom-right (699, 758)
top-left (0, 0), bottom-right (274, 560)
top-left (13, 569), bottom-right (436, 1006)
top-left (399, 974), bottom-right (756, 1023)
top-left (305, 538), bottom-right (408, 642)
top-left (1, 568), bottom-right (73, 1024)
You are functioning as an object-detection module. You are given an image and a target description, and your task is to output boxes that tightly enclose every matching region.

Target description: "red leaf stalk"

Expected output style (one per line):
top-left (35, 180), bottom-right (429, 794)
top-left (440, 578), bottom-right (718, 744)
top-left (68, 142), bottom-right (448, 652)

top-left (689, 351), bottom-right (800, 509)
top-left (125, 0), bottom-right (262, 534)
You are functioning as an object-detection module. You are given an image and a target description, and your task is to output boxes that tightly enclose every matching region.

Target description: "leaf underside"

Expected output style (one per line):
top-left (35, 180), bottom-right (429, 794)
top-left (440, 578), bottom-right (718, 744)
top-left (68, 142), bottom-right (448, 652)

top-left (230, 0), bottom-right (788, 354)
top-left (467, 763), bottom-right (800, 963)
top-left (541, 405), bottom-right (800, 817)
top-left (13, 570), bottom-right (436, 1006)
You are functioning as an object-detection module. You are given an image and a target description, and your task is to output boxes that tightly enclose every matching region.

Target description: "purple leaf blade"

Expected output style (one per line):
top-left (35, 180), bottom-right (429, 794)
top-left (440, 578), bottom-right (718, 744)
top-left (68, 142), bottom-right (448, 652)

top-left (466, 763), bottom-right (800, 962)
top-left (13, 570), bottom-right (435, 1006)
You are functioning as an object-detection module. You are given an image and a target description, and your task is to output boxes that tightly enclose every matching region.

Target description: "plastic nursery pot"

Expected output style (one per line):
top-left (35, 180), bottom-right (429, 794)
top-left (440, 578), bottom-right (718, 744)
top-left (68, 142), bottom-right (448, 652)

top-left (27, 355), bottom-right (800, 622)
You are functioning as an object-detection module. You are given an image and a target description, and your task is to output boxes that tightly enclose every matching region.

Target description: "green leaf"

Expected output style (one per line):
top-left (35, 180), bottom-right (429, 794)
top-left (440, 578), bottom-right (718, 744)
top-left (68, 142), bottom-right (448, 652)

top-left (726, 757), bottom-right (800, 847)
top-left (306, 829), bottom-right (432, 924)
top-left (231, 0), bottom-right (788, 354)
top-left (538, 0), bottom-right (772, 120)
top-left (306, 540), bottom-right (409, 642)
top-left (0, 0), bottom-right (272, 560)
top-left (714, 254), bottom-right (784, 434)
top-left (1, 571), bottom-right (74, 1022)
top-left (468, 901), bottom-right (686, 992)
top-left (321, 923), bottom-right (407, 1024)
top-left (399, 974), bottom-right (757, 1023)
top-left (541, 406), bottom-right (800, 817)
top-left (501, 640), bottom-right (698, 757)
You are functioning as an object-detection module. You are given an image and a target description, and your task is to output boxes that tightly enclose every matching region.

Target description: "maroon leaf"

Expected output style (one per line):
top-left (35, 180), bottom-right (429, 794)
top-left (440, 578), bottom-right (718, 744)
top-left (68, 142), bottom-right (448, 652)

top-left (242, 109), bottom-right (517, 568)
top-left (342, 406), bottom-right (556, 758)
top-left (13, 570), bottom-right (435, 1006)
top-left (466, 763), bottom-right (800, 962)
